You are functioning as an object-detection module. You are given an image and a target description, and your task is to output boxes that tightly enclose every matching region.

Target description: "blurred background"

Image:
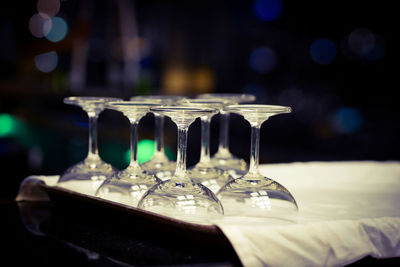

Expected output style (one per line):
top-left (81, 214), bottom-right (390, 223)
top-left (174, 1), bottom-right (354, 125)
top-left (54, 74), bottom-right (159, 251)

top-left (1, 0), bottom-right (398, 200)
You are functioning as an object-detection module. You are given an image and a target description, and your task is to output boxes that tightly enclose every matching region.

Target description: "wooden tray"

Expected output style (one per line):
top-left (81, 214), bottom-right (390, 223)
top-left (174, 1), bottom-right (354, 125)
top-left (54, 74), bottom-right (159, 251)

top-left (39, 183), bottom-right (232, 249)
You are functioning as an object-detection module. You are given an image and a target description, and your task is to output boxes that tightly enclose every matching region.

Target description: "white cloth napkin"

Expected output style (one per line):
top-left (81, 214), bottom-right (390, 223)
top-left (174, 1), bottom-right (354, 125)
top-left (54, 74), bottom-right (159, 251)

top-left (212, 161), bottom-right (400, 267)
top-left (15, 175), bottom-right (58, 202)
top-left (15, 161), bottom-right (400, 266)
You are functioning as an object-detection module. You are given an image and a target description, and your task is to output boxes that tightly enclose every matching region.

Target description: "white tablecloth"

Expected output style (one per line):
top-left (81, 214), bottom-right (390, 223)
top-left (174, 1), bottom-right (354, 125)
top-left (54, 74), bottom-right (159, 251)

top-left (16, 161), bottom-right (400, 267)
top-left (213, 161), bottom-right (400, 266)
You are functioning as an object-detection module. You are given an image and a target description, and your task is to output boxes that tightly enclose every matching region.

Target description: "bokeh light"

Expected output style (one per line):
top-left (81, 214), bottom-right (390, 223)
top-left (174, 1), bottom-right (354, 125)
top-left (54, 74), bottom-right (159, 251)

top-left (29, 13), bottom-right (52, 38)
top-left (331, 107), bottom-right (363, 134)
top-left (34, 51), bottom-right (58, 73)
top-left (254, 0), bottom-right (283, 21)
top-left (0, 114), bottom-right (17, 137)
top-left (364, 34), bottom-right (385, 61)
top-left (37, 0), bottom-right (60, 17)
top-left (348, 28), bottom-right (375, 56)
top-left (343, 28), bottom-right (385, 61)
top-left (124, 139), bottom-right (175, 165)
top-left (249, 46), bottom-right (276, 74)
top-left (310, 38), bottom-right (337, 65)
top-left (192, 67), bottom-right (215, 93)
top-left (125, 139), bottom-right (155, 164)
top-left (162, 67), bottom-right (189, 95)
top-left (45, 16), bottom-right (68, 42)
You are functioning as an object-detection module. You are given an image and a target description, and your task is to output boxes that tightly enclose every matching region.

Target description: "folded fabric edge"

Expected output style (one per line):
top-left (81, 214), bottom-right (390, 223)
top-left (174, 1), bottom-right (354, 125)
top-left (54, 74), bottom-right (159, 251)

top-left (15, 175), bottom-right (57, 202)
top-left (213, 216), bottom-right (400, 267)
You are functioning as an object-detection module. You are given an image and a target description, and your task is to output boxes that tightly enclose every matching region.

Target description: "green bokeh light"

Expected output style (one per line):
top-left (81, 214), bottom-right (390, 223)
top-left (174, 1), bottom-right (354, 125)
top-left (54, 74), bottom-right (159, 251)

top-left (0, 113), bottom-right (38, 147)
top-left (0, 113), bottom-right (17, 137)
top-left (124, 139), bottom-right (176, 164)
top-left (125, 139), bottom-right (155, 164)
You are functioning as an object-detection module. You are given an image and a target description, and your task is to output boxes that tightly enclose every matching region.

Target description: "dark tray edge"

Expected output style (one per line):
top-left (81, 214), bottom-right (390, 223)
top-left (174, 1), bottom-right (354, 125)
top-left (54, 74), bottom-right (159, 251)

top-left (40, 183), bottom-right (225, 238)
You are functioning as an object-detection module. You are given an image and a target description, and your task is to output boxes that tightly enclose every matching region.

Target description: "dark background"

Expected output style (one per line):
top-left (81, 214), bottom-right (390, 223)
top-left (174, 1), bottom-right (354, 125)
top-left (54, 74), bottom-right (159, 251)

top-left (1, 0), bottom-right (398, 201)
top-left (0, 0), bottom-right (399, 265)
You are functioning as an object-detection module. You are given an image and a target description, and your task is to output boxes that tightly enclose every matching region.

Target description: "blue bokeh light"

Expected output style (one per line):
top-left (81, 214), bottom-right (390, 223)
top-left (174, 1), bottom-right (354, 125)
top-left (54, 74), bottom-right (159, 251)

top-left (254, 0), bottom-right (283, 21)
top-left (249, 46), bottom-right (276, 74)
top-left (45, 16), bottom-right (68, 42)
top-left (331, 107), bottom-right (363, 134)
top-left (310, 38), bottom-right (337, 65)
top-left (34, 51), bottom-right (58, 72)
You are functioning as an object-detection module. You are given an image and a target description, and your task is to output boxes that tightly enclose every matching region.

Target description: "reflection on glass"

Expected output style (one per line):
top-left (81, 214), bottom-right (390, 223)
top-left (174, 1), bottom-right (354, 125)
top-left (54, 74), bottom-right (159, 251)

top-left (217, 104), bottom-right (298, 223)
top-left (130, 95), bottom-right (186, 180)
top-left (138, 106), bottom-right (223, 223)
top-left (57, 96), bottom-right (121, 195)
top-left (179, 99), bottom-right (234, 193)
top-left (196, 93), bottom-right (256, 177)
top-left (95, 101), bottom-right (161, 207)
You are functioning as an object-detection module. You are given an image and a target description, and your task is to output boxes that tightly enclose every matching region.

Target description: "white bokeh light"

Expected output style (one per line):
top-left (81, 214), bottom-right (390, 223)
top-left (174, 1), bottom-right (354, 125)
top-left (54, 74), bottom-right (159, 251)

top-left (29, 13), bottom-right (52, 38)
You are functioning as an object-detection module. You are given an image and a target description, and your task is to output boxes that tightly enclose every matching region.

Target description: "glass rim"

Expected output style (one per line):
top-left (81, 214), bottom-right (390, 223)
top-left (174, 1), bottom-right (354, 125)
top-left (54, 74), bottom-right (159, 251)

top-left (180, 98), bottom-right (233, 105)
top-left (107, 100), bottom-right (163, 108)
top-left (64, 96), bottom-right (121, 105)
top-left (224, 104), bottom-right (292, 114)
top-left (196, 93), bottom-right (256, 103)
top-left (130, 95), bottom-right (186, 102)
top-left (150, 105), bottom-right (218, 114)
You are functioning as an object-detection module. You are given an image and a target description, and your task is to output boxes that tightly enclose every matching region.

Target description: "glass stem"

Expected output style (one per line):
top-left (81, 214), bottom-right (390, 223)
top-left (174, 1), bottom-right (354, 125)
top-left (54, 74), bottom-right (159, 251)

top-left (129, 120), bottom-right (140, 169)
top-left (200, 116), bottom-right (211, 164)
top-left (218, 111), bottom-right (230, 155)
top-left (248, 123), bottom-right (261, 176)
top-left (153, 114), bottom-right (165, 159)
top-left (88, 112), bottom-right (99, 157)
top-left (174, 125), bottom-right (189, 180)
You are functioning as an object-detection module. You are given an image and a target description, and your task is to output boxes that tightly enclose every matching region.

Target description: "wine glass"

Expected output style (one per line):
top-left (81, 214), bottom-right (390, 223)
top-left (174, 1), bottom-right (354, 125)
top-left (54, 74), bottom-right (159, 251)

top-left (216, 104), bottom-right (298, 223)
top-left (58, 96), bottom-right (121, 195)
top-left (130, 95), bottom-right (186, 180)
top-left (196, 93), bottom-right (256, 177)
top-left (137, 106), bottom-right (223, 223)
top-left (178, 99), bottom-right (234, 193)
top-left (95, 101), bottom-right (162, 207)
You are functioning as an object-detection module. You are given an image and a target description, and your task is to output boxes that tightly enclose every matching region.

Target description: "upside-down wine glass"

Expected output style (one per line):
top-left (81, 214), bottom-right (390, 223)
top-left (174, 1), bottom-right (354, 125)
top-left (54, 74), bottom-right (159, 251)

top-left (179, 99), bottom-right (234, 193)
top-left (95, 101), bottom-right (162, 206)
top-left (130, 95), bottom-right (186, 180)
top-left (58, 96), bottom-right (121, 195)
top-left (217, 104), bottom-right (298, 223)
top-left (196, 93), bottom-right (256, 177)
top-left (138, 106), bottom-right (223, 223)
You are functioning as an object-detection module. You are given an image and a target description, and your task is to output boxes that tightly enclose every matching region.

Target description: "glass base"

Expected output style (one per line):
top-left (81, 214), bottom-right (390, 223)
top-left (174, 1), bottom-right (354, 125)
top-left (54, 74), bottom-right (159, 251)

top-left (140, 156), bottom-right (176, 181)
top-left (210, 150), bottom-right (248, 178)
top-left (57, 154), bottom-right (116, 195)
top-left (95, 166), bottom-right (161, 207)
top-left (216, 173), bottom-right (298, 223)
top-left (137, 179), bottom-right (224, 224)
top-left (187, 162), bottom-right (234, 194)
